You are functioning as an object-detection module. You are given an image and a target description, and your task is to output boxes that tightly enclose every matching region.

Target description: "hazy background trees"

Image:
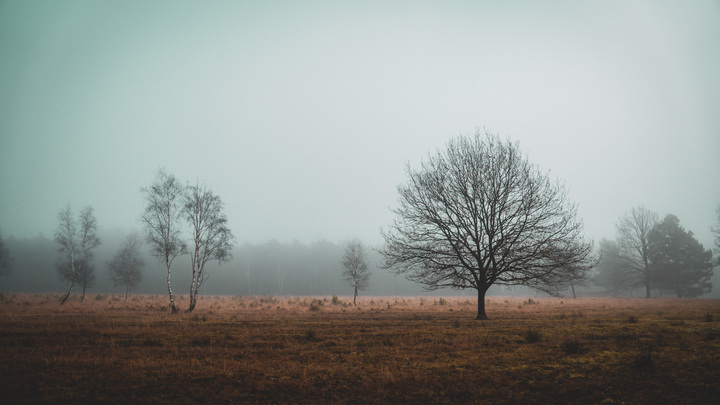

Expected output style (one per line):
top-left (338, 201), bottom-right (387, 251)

top-left (592, 239), bottom-right (631, 296)
top-left (54, 206), bottom-right (101, 304)
top-left (596, 208), bottom-right (714, 298)
top-left (381, 131), bottom-right (595, 319)
top-left (341, 239), bottom-right (370, 305)
top-left (108, 234), bottom-right (145, 302)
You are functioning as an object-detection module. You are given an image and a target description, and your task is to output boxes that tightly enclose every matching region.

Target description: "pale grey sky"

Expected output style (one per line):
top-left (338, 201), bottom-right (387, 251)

top-left (1, 1), bottom-right (719, 249)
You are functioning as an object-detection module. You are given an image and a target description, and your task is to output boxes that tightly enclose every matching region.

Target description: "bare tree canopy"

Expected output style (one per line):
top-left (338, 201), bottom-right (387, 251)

top-left (141, 169), bottom-right (187, 313)
top-left (341, 239), bottom-right (370, 306)
top-left (616, 206), bottom-right (658, 298)
top-left (184, 182), bottom-right (234, 312)
top-left (108, 233), bottom-right (145, 302)
top-left (55, 205), bottom-right (101, 304)
top-left (380, 130), bottom-right (595, 319)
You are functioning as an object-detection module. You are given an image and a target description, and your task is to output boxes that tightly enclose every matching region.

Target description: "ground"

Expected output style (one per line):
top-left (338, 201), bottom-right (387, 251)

top-left (0, 293), bottom-right (718, 404)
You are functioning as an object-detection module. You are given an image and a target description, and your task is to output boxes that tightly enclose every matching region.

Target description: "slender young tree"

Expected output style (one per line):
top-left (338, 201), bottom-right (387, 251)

top-left (0, 231), bottom-right (12, 278)
top-left (108, 233), bottom-right (145, 302)
top-left (381, 131), bottom-right (594, 319)
top-left (141, 169), bottom-right (187, 313)
top-left (341, 239), bottom-right (370, 306)
top-left (616, 206), bottom-right (658, 298)
top-left (183, 182), bottom-right (234, 312)
top-left (713, 204), bottom-right (720, 266)
top-left (55, 206), bottom-right (100, 304)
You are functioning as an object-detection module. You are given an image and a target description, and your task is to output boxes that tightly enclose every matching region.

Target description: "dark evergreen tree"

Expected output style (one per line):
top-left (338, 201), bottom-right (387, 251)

top-left (649, 214), bottom-right (713, 298)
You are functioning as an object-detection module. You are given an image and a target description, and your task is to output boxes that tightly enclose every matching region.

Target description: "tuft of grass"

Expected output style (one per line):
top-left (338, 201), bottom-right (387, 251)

top-left (303, 328), bottom-right (319, 342)
top-left (523, 328), bottom-right (542, 343)
top-left (561, 336), bottom-right (581, 354)
top-left (331, 295), bottom-right (340, 305)
top-left (437, 298), bottom-right (448, 306)
top-left (633, 344), bottom-right (655, 369)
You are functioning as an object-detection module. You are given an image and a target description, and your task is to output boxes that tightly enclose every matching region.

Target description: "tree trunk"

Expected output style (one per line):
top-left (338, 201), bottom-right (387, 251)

top-left (476, 288), bottom-right (488, 320)
top-left (571, 283), bottom-right (577, 299)
top-left (60, 279), bottom-right (76, 305)
top-left (353, 285), bottom-right (358, 306)
top-left (166, 259), bottom-right (177, 314)
top-left (645, 281), bottom-right (651, 298)
top-left (187, 299), bottom-right (196, 313)
top-left (80, 286), bottom-right (86, 302)
top-left (124, 285), bottom-right (129, 303)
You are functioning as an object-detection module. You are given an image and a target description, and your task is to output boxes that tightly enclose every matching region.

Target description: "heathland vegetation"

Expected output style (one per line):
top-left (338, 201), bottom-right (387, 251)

top-left (0, 294), bottom-right (718, 404)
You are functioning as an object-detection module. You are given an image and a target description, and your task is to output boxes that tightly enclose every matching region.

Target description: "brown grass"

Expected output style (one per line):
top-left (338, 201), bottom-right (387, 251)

top-left (1, 294), bottom-right (719, 404)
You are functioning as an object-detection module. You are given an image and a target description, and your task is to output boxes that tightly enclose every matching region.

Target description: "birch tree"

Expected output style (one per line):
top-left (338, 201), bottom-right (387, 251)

top-left (713, 204), bottom-right (720, 266)
top-left (55, 206), bottom-right (100, 304)
top-left (141, 169), bottom-right (187, 313)
top-left (108, 233), bottom-right (145, 302)
top-left (341, 239), bottom-right (370, 306)
top-left (183, 182), bottom-right (234, 312)
top-left (380, 130), bottom-right (595, 319)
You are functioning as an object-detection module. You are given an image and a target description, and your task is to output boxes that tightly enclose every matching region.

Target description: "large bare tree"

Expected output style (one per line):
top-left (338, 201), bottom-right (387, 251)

top-left (108, 233), bottom-right (145, 302)
top-left (183, 182), bottom-right (234, 312)
top-left (616, 206), bottom-right (658, 298)
top-left (141, 169), bottom-right (187, 313)
top-left (380, 131), bottom-right (594, 319)
top-left (341, 239), bottom-right (370, 306)
top-left (55, 206), bottom-right (101, 304)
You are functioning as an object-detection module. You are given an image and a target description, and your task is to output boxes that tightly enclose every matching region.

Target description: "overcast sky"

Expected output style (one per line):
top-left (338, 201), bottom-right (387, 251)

top-left (1, 1), bottom-right (719, 249)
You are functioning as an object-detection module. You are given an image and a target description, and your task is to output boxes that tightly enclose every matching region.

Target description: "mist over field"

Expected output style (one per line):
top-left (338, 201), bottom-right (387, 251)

top-left (1, 1), bottom-right (719, 297)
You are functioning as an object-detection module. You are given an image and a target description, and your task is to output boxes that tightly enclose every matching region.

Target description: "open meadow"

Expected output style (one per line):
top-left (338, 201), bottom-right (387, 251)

top-left (0, 293), bottom-right (719, 404)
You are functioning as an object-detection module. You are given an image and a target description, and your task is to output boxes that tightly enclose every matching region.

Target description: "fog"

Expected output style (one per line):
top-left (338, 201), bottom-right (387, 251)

top-left (1, 2), bottom-right (719, 293)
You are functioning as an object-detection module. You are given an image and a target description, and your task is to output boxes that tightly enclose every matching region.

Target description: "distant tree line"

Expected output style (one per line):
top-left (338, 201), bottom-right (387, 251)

top-left (0, 231), bottom-right (462, 298)
top-left (593, 206), bottom-right (715, 298)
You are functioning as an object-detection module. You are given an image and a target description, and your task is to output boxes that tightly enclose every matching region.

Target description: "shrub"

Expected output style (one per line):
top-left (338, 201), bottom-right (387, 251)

top-left (331, 295), bottom-right (340, 305)
top-left (703, 312), bottom-right (713, 322)
top-left (627, 315), bottom-right (639, 324)
top-left (438, 298), bottom-right (448, 306)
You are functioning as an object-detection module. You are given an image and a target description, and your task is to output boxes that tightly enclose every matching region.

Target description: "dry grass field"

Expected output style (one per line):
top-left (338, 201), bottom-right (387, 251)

top-left (0, 293), bottom-right (719, 404)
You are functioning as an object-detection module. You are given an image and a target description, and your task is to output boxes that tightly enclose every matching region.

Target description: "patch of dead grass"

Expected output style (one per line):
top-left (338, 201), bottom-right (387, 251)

top-left (0, 294), bottom-right (718, 404)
